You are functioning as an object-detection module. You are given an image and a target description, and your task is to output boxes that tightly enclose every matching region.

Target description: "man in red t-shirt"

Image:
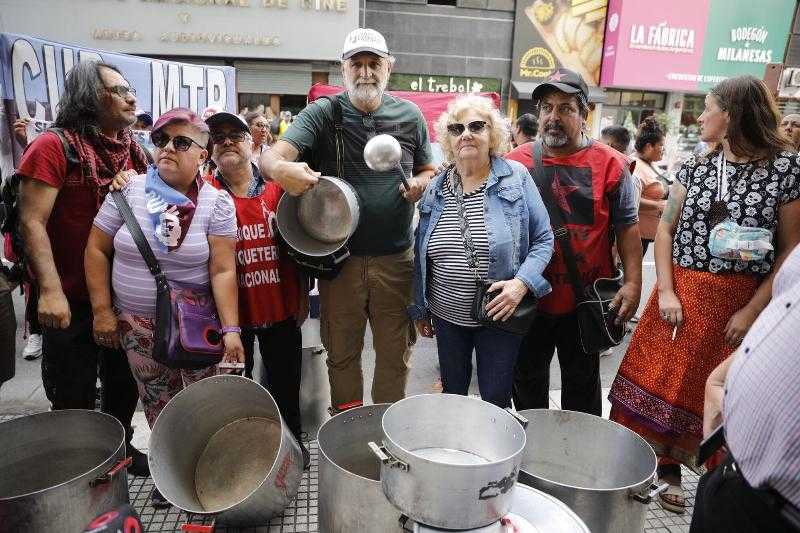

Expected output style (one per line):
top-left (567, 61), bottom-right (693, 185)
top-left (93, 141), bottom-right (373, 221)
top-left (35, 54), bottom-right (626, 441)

top-left (506, 69), bottom-right (642, 416)
top-left (18, 61), bottom-right (149, 474)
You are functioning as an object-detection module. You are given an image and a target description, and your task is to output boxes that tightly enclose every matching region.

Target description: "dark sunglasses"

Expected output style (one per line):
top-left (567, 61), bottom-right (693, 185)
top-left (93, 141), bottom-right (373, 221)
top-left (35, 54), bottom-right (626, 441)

top-left (151, 131), bottom-right (205, 152)
top-left (446, 120), bottom-right (488, 136)
top-left (105, 85), bottom-right (136, 98)
top-left (211, 131), bottom-right (248, 145)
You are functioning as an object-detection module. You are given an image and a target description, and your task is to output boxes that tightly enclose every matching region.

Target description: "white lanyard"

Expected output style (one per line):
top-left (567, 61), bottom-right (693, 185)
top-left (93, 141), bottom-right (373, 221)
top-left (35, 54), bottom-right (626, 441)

top-left (716, 151), bottom-right (729, 202)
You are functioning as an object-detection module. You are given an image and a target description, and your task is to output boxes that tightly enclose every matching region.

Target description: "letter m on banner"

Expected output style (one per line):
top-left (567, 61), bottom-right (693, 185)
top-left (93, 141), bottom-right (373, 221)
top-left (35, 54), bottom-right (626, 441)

top-left (152, 61), bottom-right (180, 120)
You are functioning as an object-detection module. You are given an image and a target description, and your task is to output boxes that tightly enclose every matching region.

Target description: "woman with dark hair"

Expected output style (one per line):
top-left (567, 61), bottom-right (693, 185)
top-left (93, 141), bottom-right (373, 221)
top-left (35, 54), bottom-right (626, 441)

top-left (245, 111), bottom-right (272, 164)
top-left (609, 76), bottom-right (800, 513)
top-left (632, 117), bottom-right (667, 255)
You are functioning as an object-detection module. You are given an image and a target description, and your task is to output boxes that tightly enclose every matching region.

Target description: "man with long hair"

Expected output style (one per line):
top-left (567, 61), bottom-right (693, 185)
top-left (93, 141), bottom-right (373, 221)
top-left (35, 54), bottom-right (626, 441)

top-left (18, 61), bottom-right (149, 475)
top-left (260, 28), bottom-right (435, 414)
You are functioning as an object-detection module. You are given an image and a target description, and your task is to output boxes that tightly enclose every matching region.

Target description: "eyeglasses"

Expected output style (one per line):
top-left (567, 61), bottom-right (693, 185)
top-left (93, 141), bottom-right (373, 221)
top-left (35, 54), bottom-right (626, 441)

top-left (211, 131), bottom-right (248, 145)
top-left (151, 131), bottom-right (206, 152)
top-left (104, 85), bottom-right (136, 98)
top-left (446, 120), bottom-right (488, 137)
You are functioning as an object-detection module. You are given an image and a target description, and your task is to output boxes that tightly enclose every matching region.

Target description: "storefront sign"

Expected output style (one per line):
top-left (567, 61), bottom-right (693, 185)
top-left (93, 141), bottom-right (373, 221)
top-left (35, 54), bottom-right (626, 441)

top-left (778, 66), bottom-right (800, 99)
top-left (511, 0), bottom-right (609, 85)
top-left (601, 0), bottom-right (794, 92)
top-left (0, 0), bottom-right (358, 62)
top-left (0, 33), bottom-right (235, 174)
top-left (389, 74), bottom-right (501, 94)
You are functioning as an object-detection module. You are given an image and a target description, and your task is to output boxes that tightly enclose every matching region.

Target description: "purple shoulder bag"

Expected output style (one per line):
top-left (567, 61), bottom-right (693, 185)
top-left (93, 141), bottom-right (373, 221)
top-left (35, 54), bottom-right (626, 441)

top-left (111, 191), bottom-right (223, 369)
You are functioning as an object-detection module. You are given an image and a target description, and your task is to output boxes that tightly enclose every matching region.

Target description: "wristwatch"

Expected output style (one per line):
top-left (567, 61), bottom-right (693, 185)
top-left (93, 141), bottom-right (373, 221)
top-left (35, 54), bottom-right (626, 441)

top-left (221, 326), bottom-right (242, 335)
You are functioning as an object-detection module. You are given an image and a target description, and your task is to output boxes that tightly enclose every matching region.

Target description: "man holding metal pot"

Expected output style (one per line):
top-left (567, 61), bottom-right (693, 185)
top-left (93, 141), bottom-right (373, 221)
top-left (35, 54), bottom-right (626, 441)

top-left (259, 28), bottom-right (435, 413)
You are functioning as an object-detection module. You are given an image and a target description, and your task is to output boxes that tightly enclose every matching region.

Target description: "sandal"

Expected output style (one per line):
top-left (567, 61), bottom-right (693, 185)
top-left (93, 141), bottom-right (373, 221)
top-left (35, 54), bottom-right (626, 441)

top-left (658, 482), bottom-right (686, 514)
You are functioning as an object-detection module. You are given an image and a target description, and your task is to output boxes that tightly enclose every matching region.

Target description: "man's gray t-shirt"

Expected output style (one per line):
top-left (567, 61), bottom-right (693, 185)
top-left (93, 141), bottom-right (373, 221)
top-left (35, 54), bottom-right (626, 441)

top-left (282, 92), bottom-right (432, 256)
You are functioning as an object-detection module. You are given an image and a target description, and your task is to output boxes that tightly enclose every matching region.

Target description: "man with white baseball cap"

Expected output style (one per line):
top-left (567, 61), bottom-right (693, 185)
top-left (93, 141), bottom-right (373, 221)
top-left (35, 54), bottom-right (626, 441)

top-left (260, 28), bottom-right (435, 414)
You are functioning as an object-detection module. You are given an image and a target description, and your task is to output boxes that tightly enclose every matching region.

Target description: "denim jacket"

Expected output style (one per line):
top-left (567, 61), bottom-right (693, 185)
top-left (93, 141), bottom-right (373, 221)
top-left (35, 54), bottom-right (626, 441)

top-left (408, 156), bottom-right (554, 321)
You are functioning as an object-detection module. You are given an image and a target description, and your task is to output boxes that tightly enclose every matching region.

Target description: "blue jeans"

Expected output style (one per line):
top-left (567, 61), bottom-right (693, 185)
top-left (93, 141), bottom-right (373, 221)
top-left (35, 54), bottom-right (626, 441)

top-left (432, 315), bottom-right (524, 408)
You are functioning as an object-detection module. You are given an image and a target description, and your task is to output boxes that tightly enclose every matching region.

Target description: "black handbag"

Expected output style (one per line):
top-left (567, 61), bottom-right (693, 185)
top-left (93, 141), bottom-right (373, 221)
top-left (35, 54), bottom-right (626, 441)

top-left (449, 167), bottom-right (538, 335)
top-left (529, 141), bottom-right (625, 354)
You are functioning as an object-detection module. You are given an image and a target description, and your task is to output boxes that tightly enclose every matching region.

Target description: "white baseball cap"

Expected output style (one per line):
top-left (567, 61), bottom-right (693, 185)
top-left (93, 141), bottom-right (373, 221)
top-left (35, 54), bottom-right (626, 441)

top-left (342, 28), bottom-right (389, 60)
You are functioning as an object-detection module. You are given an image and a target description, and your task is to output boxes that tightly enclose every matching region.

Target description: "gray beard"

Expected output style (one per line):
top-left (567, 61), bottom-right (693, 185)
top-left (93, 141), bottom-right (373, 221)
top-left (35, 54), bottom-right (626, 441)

top-left (543, 131), bottom-right (569, 147)
top-left (346, 80), bottom-right (385, 108)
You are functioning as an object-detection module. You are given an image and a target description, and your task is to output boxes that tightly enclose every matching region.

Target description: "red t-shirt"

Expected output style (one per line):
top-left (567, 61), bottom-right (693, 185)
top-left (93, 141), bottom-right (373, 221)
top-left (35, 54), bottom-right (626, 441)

top-left (505, 141), bottom-right (636, 315)
top-left (211, 178), bottom-right (300, 327)
top-left (17, 132), bottom-right (137, 303)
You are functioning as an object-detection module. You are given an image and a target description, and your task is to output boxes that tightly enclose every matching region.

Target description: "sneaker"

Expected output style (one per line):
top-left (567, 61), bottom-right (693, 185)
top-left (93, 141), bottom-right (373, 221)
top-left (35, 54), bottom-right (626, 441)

top-left (150, 487), bottom-right (171, 509)
top-left (128, 446), bottom-right (150, 477)
top-left (22, 334), bottom-right (42, 360)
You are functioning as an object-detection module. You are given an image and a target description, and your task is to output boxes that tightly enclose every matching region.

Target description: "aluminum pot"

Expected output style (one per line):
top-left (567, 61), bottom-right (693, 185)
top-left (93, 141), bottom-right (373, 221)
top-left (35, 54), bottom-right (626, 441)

top-left (0, 410), bottom-right (129, 533)
top-left (517, 409), bottom-right (668, 533)
top-left (318, 403), bottom-right (403, 533)
top-left (149, 375), bottom-right (303, 526)
top-left (276, 175), bottom-right (360, 257)
top-left (371, 394), bottom-right (527, 530)
top-left (408, 484), bottom-right (589, 533)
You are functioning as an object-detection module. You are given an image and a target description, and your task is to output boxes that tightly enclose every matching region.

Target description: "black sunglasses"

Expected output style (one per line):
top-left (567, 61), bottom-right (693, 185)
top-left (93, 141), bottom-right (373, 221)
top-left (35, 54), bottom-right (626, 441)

top-left (151, 131), bottom-right (206, 152)
top-left (446, 120), bottom-right (488, 136)
top-left (211, 131), bottom-right (248, 145)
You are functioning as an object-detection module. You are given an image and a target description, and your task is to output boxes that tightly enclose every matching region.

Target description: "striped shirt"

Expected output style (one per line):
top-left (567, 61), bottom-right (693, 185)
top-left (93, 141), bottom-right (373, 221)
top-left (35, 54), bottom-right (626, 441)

top-left (426, 180), bottom-right (488, 327)
top-left (93, 175), bottom-right (237, 317)
top-left (724, 242), bottom-right (800, 508)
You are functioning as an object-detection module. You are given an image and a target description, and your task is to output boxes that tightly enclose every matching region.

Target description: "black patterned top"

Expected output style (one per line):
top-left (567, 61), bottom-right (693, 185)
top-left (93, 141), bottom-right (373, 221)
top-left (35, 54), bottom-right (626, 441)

top-left (673, 150), bottom-right (800, 276)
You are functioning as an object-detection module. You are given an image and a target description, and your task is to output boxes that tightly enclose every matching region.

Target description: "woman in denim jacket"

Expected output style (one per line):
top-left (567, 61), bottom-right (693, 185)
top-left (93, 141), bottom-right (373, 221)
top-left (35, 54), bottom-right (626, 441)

top-left (408, 95), bottom-right (554, 407)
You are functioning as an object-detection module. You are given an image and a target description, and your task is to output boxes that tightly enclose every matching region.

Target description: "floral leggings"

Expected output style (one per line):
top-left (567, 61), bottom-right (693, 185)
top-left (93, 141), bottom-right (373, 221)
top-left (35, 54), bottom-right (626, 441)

top-left (118, 311), bottom-right (217, 428)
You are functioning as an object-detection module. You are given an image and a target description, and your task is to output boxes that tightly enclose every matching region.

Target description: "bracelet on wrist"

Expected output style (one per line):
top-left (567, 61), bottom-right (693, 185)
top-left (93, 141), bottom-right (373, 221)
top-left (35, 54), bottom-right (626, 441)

top-left (221, 326), bottom-right (241, 335)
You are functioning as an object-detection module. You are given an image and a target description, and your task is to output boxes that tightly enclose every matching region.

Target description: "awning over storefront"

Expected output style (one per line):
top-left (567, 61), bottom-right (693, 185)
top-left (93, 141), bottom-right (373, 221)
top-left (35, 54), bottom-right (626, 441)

top-left (511, 81), bottom-right (606, 104)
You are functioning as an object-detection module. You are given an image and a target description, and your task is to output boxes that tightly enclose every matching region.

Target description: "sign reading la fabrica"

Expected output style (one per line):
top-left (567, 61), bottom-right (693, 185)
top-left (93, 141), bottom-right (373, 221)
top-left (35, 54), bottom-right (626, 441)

top-left (601, 0), bottom-right (794, 92)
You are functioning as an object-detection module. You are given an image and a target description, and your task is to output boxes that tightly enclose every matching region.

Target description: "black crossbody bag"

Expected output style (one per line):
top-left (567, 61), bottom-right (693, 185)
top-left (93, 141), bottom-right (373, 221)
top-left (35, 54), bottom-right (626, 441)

top-left (529, 141), bottom-right (625, 353)
top-left (449, 167), bottom-right (538, 335)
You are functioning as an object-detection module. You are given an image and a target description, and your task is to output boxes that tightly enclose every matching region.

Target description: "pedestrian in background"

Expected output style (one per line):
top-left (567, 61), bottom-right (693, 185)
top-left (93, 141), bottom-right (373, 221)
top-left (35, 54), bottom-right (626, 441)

top-left (600, 125), bottom-right (631, 155)
top-left (512, 113), bottom-right (538, 147)
top-left (409, 95), bottom-right (553, 408)
top-left (632, 117), bottom-right (668, 256)
top-left (246, 110), bottom-right (273, 165)
top-left (609, 76), bottom-right (800, 514)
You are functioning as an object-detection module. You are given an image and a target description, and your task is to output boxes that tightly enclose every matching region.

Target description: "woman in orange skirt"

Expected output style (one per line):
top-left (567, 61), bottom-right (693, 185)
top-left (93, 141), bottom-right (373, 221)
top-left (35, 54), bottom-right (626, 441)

top-left (609, 76), bottom-right (800, 514)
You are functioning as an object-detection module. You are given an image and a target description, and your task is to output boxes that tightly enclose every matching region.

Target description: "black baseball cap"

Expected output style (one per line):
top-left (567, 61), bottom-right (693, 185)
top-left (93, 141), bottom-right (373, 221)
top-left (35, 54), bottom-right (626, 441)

top-left (205, 111), bottom-right (250, 134)
top-left (532, 68), bottom-right (589, 104)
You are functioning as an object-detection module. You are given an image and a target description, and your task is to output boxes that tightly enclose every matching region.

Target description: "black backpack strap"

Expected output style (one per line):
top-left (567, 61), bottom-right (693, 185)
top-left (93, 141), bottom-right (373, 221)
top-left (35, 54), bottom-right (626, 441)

top-left (318, 94), bottom-right (344, 179)
top-left (47, 127), bottom-right (80, 168)
top-left (529, 141), bottom-right (585, 301)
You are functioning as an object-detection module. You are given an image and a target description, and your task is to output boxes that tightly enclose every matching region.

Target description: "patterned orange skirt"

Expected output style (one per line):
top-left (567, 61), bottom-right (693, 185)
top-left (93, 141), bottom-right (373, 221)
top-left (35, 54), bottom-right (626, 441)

top-left (609, 265), bottom-right (759, 466)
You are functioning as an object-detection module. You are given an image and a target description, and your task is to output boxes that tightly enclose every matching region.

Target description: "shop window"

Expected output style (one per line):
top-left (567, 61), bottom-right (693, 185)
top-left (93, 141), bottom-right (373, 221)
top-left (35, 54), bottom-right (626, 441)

top-left (429, 0), bottom-right (457, 5)
top-left (642, 92), bottom-right (666, 108)
top-left (620, 91), bottom-right (643, 106)
top-left (604, 90), bottom-right (622, 106)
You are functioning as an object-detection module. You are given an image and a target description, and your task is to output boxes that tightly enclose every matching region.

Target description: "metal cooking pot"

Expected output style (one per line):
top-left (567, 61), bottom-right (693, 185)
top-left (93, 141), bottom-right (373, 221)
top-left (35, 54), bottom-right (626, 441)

top-left (276, 175), bottom-right (360, 257)
top-left (149, 375), bottom-right (303, 526)
top-left (517, 409), bottom-right (668, 533)
top-left (407, 484), bottom-right (589, 533)
top-left (371, 394), bottom-right (527, 530)
top-left (318, 403), bottom-right (402, 533)
top-left (0, 410), bottom-right (130, 533)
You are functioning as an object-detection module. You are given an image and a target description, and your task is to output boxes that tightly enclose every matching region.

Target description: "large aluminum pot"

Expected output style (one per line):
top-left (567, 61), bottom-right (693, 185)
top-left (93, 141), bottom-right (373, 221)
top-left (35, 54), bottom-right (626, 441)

top-left (517, 409), bottom-right (668, 533)
top-left (276, 175), bottom-right (360, 257)
top-left (0, 410), bottom-right (129, 533)
top-left (318, 403), bottom-right (402, 533)
top-left (149, 375), bottom-right (303, 526)
top-left (372, 394), bottom-right (527, 530)
top-left (409, 484), bottom-right (589, 533)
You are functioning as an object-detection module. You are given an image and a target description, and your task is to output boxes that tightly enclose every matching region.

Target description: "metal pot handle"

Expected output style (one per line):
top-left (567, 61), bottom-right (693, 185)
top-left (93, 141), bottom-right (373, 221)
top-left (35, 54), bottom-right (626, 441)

top-left (368, 441), bottom-right (410, 472)
top-left (90, 456), bottom-right (132, 487)
top-left (631, 482), bottom-right (670, 504)
top-left (505, 408), bottom-right (529, 428)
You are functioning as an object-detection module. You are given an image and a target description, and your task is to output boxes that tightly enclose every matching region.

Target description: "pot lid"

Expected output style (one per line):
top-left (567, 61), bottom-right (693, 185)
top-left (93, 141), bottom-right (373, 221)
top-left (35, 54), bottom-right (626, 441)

top-left (408, 485), bottom-right (589, 533)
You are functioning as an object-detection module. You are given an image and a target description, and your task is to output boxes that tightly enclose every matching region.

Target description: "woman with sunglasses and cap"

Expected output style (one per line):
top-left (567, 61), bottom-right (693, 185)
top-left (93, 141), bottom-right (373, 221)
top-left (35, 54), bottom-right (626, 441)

top-left (85, 107), bottom-right (244, 507)
top-left (408, 95), bottom-right (554, 408)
